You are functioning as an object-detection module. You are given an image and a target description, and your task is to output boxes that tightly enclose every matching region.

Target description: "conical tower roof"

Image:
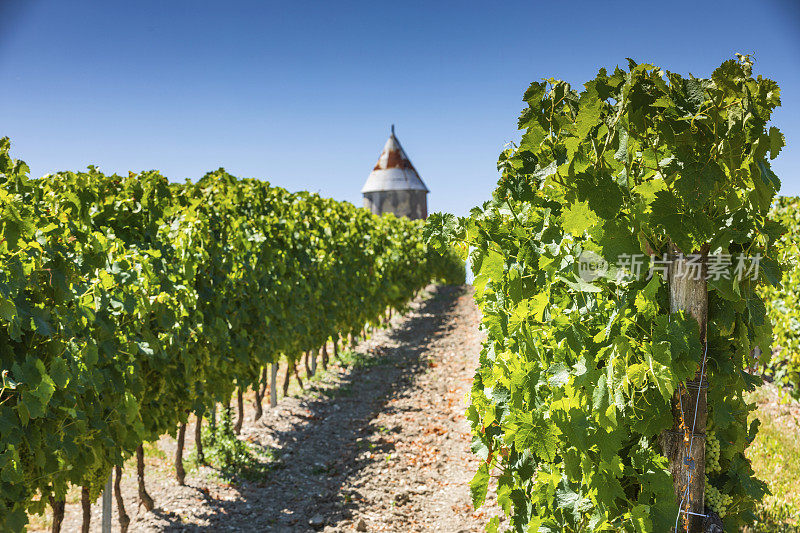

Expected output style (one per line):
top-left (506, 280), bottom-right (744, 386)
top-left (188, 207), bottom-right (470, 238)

top-left (361, 126), bottom-right (429, 194)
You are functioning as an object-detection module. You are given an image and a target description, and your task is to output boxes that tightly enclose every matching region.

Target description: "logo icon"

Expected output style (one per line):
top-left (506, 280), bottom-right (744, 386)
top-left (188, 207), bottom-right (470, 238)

top-left (578, 251), bottom-right (608, 282)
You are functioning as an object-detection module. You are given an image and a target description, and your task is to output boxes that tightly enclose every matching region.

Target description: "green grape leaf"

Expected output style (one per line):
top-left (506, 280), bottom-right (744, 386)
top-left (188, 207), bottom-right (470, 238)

top-left (20, 376), bottom-right (55, 419)
top-left (48, 358), bottom-right (70, 389)
top-left (562, 201), bottom-right (599, 237)
top-left (630, 504), bottom-right (652, 532)
top-left (0, 298), bottom-right (16, 321)
top-left (470, 462), bottom-right (490, 509)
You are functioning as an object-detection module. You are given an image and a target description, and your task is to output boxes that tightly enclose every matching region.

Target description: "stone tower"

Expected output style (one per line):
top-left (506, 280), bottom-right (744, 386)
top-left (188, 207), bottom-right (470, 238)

top-left (361, 126), bottom-right (428, 220)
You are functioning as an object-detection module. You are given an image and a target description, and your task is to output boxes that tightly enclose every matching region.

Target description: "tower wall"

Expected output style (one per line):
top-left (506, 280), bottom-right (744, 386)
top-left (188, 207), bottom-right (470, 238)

top-left (363, 189), bottom-right (427, 220)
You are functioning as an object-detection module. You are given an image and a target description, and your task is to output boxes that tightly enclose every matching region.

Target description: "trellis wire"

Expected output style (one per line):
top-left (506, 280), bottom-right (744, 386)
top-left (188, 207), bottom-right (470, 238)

top-left (674, 341), bottom-right (710, 532)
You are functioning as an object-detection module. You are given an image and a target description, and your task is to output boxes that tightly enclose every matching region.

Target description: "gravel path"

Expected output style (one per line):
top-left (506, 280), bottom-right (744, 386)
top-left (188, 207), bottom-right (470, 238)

top-left (34, 285), bottom-right (503, 532)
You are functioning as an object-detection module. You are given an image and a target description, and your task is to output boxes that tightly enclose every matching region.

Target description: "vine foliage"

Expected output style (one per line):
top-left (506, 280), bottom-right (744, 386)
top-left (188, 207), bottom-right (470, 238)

top-left (760, 196), bottom-right (800, 396)
top-left (0, 140), bottom-right (464, 531)
top-left (427, 56), bottom-right (783, 531)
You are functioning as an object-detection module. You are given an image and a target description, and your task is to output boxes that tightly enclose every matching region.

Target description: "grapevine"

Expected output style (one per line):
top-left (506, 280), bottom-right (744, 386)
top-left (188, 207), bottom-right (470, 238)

top-left (427, 55), bottom-right (783, 531)
top-left (0, 138), bottom-right (464, 532)
top-left (760, 196), bottom-right (800, 397)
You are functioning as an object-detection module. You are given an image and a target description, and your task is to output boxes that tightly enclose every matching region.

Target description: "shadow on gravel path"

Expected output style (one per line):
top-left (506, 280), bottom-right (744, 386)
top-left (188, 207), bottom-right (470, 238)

top-left (144, 284), bottom-right (466, 532)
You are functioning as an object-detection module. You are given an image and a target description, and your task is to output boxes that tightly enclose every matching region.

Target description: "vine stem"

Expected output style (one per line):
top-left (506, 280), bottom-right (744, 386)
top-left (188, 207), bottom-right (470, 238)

top-left (195, 412), bottom-right (205, 464)
top-left (80, 485), bottom-right (90, 533)
top-left (254, 367), bottom-right (267, 421)
top-left (114, 465), bottom-right (129, 533)
top-left (175, 421), bottom-right (187, 485)
top-left (49, 495), bottom-right (65, 533)
top-left (234, 389), bottom-right (244, 435)
top-left (136, 444), bottom-right (154, 512)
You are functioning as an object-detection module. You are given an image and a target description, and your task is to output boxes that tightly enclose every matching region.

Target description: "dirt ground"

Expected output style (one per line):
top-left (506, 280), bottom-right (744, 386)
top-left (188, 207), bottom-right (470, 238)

top-left (32, 285), bottom-right (504, 532)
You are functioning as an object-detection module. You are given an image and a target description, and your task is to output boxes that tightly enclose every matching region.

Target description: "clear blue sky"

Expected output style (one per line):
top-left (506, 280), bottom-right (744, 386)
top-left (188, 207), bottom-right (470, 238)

top-left (1, 0), bottom-right (798, 216)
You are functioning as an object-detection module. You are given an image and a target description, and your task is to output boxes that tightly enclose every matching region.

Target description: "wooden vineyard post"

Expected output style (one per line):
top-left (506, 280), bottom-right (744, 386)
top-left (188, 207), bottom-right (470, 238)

top-left (660, 246), bottom-right (708, 532)
top-left (269, 363), bottom-right (278, 407)
top-left (101, 473), bottom-right (112, 533)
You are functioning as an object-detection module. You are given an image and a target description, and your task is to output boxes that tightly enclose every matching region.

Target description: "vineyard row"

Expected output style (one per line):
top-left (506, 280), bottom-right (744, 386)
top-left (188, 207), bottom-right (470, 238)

top-left (0, 137), bottom-right (464, 531)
